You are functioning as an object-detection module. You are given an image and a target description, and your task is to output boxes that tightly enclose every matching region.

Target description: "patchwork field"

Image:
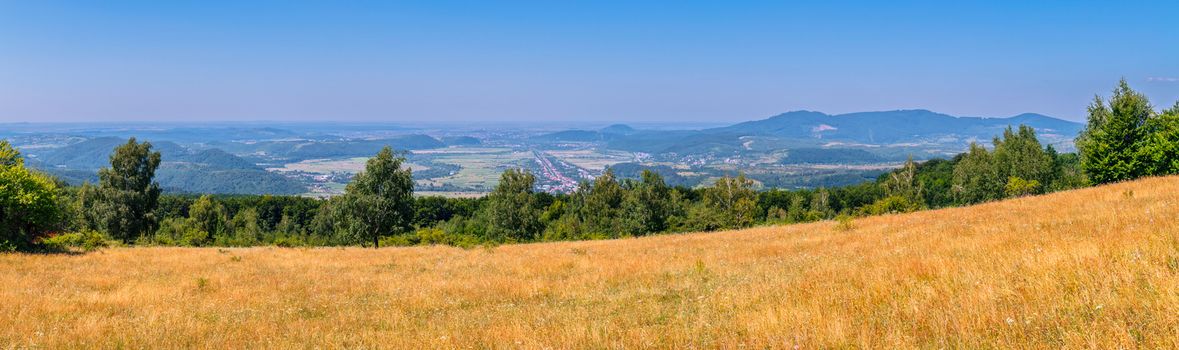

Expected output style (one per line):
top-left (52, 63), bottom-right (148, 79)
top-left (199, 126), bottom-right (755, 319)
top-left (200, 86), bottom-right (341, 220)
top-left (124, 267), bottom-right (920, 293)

top-left (2, 177), bottom-right (1178, 348)
top-left (421, 149), bottom-right (534, 191)
top-left (268, 157), bottom-right (431, 174)
top-left (544, 149), bottom-right (638, 172)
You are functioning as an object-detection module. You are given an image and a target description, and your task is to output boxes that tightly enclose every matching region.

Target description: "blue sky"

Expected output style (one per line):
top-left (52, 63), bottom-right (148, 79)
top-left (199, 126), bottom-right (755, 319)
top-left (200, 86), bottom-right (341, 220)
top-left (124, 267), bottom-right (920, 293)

top-left (1, 1), bottom-right (1177, 123)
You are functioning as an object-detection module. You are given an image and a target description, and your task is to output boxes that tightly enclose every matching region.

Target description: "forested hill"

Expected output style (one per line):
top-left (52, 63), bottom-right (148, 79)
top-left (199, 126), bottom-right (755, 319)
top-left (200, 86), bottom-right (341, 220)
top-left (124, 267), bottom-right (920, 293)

top-left (713, 109), bottom-right (1081, 143)
top-left (536, 109), bottom-right (1083, 155)
top-left (27, 137), bottom-right (306, 195)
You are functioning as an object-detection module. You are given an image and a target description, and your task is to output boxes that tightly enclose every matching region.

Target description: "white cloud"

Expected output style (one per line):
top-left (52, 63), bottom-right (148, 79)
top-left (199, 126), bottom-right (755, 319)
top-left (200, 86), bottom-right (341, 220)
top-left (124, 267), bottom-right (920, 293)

top-left (1147, 77), bottom-right (1179, 83)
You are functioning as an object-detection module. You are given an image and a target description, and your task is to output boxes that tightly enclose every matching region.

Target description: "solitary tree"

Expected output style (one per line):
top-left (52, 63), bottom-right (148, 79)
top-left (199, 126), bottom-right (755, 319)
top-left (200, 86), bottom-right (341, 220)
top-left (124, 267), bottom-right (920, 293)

top-left (85, 138), bottom-right (162, 242)
top-left (340, 146), bottom-right (414, 248)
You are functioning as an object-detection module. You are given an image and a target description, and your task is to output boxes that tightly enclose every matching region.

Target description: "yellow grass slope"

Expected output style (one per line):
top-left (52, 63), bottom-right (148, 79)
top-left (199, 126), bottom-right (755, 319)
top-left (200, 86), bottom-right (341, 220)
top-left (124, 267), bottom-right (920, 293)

top-left (2, 177), bottom-right (1179, 348)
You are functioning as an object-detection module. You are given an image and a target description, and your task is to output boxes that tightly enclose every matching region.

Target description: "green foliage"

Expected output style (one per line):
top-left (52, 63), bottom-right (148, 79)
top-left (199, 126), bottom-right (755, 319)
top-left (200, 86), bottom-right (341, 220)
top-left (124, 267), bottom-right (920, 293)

top-left (572, 169), bottom-right (626, 236)
top-left (413, 196), bottom-right (479, 228)
top-left (883, 157), bottom-right (924, 204)
top-left (671, 201), bottom-right (728, 232)
top-left (1004, 177), bottom-right (1040, 197)
top-left (808, 188), bottom-right (832, 220)
top-left (1077, 80), bottom-right (1154, 184)
top-left (222, 208), bottom-right (263, 246)
top-left (834, 214), bottom-right (855, 231)
top-left (153, 217), bottom-right (209, 246)
top-left (701, 173), bottom-right (760, 229)
top-left (953, 143), bottom-right (1005, 204)
top-left (485, 168), bottom-right (542, 241)
top-left (1047, 152), bottom-right (1088, 191)
top-left (337, 147), bottom-right (415, 247)
top-left (952, 126), bottom-right (1064, 204)
top-left (623, 170), bottom-right (674, 235)
top-left (189, 195), bottom-right (228, 239)
top-left (0, 141), bottom-right (63, 249)
top-left (83, 138), bottom-right (163, 242)
top-left (0, 141), bottom-right (20, 167)
top-left (1076, 80), bottom-right (1179, 183)
top-left (391, 227), bottom-right (483, 248)
top-left (1137, 103), bottom-right (1179, 175)
top-left (40, 230), bottom-right (110, 252)
top-left (993, 125), bottom-right (1054, 191)
top-left (857, 195), bottom-right (923, 216)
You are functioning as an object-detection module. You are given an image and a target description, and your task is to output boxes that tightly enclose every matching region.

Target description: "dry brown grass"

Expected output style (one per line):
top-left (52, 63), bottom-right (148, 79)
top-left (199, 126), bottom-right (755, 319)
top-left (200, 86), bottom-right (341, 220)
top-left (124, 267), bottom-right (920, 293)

top-left (3, 177), bottom-right (1179, 348)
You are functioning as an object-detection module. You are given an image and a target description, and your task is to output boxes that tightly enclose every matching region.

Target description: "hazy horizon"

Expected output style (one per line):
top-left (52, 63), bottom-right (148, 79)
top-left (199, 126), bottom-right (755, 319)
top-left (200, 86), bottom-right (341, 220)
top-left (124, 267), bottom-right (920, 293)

top-left (2, 1), bottom-right (1177, 123)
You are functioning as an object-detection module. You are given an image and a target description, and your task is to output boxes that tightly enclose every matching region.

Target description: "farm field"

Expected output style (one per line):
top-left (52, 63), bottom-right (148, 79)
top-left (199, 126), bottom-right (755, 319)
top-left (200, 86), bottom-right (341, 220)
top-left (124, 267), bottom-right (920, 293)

top-left (422, 149), bottom-right (534, 191)
top-left (269, 157), bottom-right (431, 174)
top-left (544, 149), bottom-right (638, 172)
top-left (2, 177), bottom-right (1178, 348)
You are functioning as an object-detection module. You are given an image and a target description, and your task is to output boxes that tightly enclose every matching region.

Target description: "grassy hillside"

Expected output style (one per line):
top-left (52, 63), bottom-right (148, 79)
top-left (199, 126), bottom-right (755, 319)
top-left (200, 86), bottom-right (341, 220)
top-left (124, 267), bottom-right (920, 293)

top-left (3, 177), bottom-right (1178, 348)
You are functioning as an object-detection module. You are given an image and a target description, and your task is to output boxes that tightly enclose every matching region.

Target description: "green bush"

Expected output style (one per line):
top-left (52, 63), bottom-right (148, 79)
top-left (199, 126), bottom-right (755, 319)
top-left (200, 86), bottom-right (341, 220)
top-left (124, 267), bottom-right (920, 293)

top-left (40, 230), bottom-right (110, 252)
top-left (834, 214), bottom-right (855, 232)
top-left (1, 141), bottom-right (63, 249)
top-left (378, 234), bottom-right (413, 247)
top-left (858, 195), bottom-right (923, 216)
top-left (1004, 176), bottom-right (1040, 197)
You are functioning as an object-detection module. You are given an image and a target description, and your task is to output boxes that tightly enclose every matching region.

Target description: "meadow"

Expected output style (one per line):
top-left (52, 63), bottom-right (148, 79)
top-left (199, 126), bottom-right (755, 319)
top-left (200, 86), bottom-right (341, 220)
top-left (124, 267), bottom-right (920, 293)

top-left (2, 176), bottom-right (1177, 348)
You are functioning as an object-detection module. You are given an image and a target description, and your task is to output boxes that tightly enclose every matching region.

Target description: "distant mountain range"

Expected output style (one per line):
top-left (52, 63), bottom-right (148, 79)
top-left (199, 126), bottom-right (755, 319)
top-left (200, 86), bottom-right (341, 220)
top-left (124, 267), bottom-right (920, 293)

top-left (536, 109), bottom-right (1083, 156)
top-left (711, 110), bottom-right (1080, 143)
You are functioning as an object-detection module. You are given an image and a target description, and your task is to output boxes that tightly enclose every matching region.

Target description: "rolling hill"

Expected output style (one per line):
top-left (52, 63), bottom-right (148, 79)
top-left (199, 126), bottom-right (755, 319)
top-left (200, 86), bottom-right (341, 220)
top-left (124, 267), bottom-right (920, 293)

top-left (2, 176), bottom-right (1175, 348)
top-left (533, 110), bottom-right (1085, 158)
top-left (712, 109), bottom-right (1082, 144)
top-left (26, 137), bottom-right (306, 195)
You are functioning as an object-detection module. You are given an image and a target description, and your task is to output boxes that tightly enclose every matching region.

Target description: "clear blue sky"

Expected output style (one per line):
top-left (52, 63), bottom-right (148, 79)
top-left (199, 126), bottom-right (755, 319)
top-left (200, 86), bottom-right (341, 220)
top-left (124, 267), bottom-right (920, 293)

top-left (1, 0), bottom-right (1176, 123)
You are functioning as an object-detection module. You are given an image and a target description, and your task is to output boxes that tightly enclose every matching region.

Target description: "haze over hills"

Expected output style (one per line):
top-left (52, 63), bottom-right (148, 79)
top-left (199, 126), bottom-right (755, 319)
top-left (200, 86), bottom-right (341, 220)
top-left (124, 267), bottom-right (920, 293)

top-left (539, 109), bottom-right (1082, 153)
top-left (4, 109), bottom-right (1083, 195)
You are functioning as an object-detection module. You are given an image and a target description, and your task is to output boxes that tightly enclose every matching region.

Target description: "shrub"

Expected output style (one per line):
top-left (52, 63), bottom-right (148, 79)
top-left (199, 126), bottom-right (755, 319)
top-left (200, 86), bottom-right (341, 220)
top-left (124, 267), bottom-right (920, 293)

top-left (1, 141), bottom-right (63, 249)
top-left (834, 214), bottom-right (855, 232)
top-left (1004, 176), bottom-right (1040, 197)
top-left (857, 195), bottom-right (923, 216)
top-left (40, 230), bottom-right (110, 252)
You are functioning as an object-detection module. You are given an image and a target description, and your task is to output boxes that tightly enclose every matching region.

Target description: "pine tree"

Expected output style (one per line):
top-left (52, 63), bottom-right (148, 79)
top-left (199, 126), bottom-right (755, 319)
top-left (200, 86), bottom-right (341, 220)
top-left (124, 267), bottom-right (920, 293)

top-left (1077, 79), bottom-right (1154, 184)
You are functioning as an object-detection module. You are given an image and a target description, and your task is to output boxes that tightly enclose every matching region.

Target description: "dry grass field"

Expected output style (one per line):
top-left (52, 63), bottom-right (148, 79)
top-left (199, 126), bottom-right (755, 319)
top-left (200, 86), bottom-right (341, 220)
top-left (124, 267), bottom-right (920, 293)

top-left (3, 177), bottom-right (1179, 348)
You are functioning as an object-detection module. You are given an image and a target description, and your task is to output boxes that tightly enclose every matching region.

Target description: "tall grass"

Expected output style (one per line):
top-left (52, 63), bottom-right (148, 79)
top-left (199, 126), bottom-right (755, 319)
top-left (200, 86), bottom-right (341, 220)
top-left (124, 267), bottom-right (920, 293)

top-left (2, 177), bottom-right (1178, 348)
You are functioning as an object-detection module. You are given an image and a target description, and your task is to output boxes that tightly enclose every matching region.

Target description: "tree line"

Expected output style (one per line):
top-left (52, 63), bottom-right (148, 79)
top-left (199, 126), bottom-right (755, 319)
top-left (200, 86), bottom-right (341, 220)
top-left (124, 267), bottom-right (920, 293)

top-left (2, 80), bottom-right (1177, 251)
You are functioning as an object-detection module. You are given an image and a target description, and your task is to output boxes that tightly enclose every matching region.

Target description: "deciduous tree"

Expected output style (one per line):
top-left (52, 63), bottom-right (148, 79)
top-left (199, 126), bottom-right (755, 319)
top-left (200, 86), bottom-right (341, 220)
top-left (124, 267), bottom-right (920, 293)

top-left (0, 141), bottom-right (62, 249)
top-left (339, 146), bottom-right (414, 248)
top-left (485, 168), bottom-right (542, 241)
top-left (84, 138), bottom-right (162, 242)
